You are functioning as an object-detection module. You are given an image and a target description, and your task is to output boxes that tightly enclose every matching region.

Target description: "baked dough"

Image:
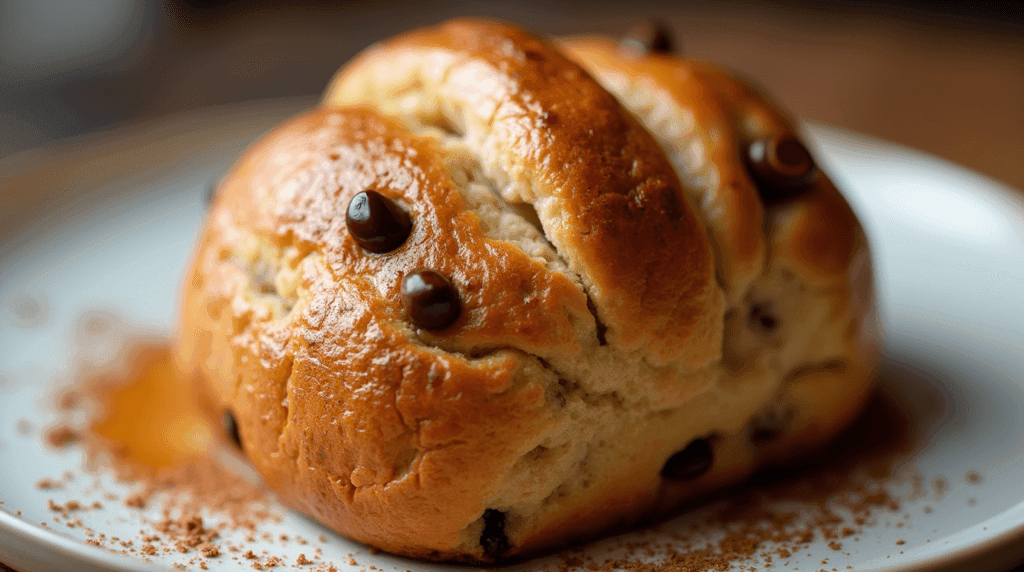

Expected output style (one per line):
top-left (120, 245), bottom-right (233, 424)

top-left (174, 19), bottom-right (877, 563)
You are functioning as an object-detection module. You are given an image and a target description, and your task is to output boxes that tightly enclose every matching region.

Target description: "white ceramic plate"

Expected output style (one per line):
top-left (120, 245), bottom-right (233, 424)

top-left (1, 101), bottom-right (1023, 572)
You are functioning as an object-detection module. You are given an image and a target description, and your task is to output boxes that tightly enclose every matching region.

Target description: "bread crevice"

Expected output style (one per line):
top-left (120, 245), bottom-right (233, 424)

top-left (562, 54), bottom-right (758, 303)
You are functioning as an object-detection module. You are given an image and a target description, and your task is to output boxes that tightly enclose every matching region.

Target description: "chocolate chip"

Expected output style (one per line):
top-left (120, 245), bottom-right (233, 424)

top-left (748, 303), bottom-right (778, 335)
top-left (746, 136), bottom-right (817, 199)
top-left (345, 190), bottom-right (412, 253)
top-left (222, 410), bottom-right (241, 449)
top-left (620, 19), bottom-right (676, 55)
top-left (480, 509), bottom-right (510, 559)
top-left (402, 269), bottom-right (461, 330)
top-left (661, 437), bottom-right (715, 480)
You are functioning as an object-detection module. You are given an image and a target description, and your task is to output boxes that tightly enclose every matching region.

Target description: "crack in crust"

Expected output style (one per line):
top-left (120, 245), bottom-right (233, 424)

top-left (425, 121), bottom-right (614, 352)
top-left (324, 19), bottom-right (724, 369)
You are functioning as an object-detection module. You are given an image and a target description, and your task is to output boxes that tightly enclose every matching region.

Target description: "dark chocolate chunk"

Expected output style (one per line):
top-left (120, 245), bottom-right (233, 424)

top-left (222, 410), bottom-right (242, 449)
top-left (748, 302), bottom-right (779, 335)
top-left (661, 437), bottom-right (715, 480)
top-left (402, 269), bottom-right (461, 330)
top-left (746, 136), bottom-right (817, 198)
top-left (345, 190), bottom-right (412, 253)
top-left (620, 19), bottom-right (676, 55)
top-left (480, 508), bottom-right (510, 559)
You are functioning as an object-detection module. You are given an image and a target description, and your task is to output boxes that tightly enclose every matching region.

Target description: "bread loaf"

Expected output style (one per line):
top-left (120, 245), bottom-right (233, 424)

top-left (174, 18), bottom-right (877, 563)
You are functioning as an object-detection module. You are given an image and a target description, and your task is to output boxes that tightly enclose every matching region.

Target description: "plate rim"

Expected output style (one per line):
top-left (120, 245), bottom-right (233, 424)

top-left (0, 506), bottom-right (172, 572)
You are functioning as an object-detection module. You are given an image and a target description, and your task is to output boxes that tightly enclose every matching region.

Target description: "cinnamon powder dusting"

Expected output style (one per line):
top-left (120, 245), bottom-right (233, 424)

top-left (43, 334), bottom-right (282, 566)
top-left (82, 343), bottom-right (212, 471)
top-left (37, 328), bottom-right (966, 571)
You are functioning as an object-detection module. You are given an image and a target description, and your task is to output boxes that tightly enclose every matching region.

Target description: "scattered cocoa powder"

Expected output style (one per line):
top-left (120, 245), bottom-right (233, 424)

top-left (57, 389), bottom-right (83, 411)
top-left (514, 381), bottom-right (936, 572)
top-left (10, 292), bottom-right (48, 328)
top-left (931, 475), bottom-right (948, 499)
top-left (36, 477), bottom-right (65, 490)
top-left (36, 339), bottom-right (284, 567)
top-left (30, 333), bottom-right (959, 571)
top-left (44, 425), bottom-right (78, 448)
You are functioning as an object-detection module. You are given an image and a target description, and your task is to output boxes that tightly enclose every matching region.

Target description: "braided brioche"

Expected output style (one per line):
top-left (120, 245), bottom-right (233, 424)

top-left (174, 19), bottom-right (876, 563)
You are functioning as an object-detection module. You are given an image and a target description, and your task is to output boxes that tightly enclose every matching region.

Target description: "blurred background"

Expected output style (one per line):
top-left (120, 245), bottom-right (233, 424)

top-left (1, 0), bottom-right (1022, 189)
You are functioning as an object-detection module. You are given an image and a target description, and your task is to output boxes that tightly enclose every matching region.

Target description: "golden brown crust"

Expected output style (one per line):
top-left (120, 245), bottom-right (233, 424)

top-left (175, 92), bottom-right (721, 558)
top-left (560, 38), bottom-right (864, 296)
top-left (177, 107), bottom-right (568, 557)
top-left (176, 19), bottom-right (878, 564)
top-left (561, 35), bottom-right (877, 466)
top-left (324, 19), bottom-right (723, 368)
